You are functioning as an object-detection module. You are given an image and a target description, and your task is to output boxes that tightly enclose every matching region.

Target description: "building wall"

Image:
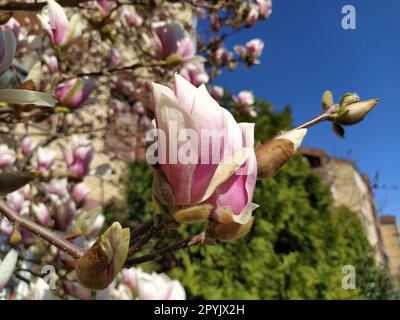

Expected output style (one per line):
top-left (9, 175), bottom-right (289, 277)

top-left (380, 216), bottom-right (400, 279)
top-left (300, 148), bottom-right (384, 264)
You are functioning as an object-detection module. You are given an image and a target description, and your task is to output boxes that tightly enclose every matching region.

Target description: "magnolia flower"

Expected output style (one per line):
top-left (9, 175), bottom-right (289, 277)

top-left (33, 147), bottom-right (56, 171)
top-left (72, 182), bottom-right (90, 204)
top-left (213, 47), bottom-right (233, 66)
top-left (234, 39), bottom-right (264, 65)
top-left (246, 5), bottom-right (259, 26)
top-left (56, 78), bottom-right (95, 109)
top-left (32, 203), bottom-right (50, 226)
top-left (208, 86), bottom-right (224, 101)
top-left (51, 196), bottom-right (76, 230)
top-left (122, 267), bottom-right (186, 300)
top-left (110, 48), bottom-right (123, 67)
top-left (61, 136), bottom-right (94, 178)
top-left (150, 74), bottom-right (257, 225)
top-left (234, 90), bottom-right (255, 106)
top-left (257, 0), bottom-right (273, 19)
top-left (63, 281), bottom-right (112, 300)
top-left (21, 136), bottom-right (37, 155)
top-left (38, 0), bottom-right (82, 47)
top-left (76, 222), bottom-right (130, 290)
top-left (0, 144), bottom-right (16, 169)
top-left (97, 0), bottom-right (116, 16)
top-left (246, 39), bottom-right (264, 57)
top-left (122, 6), bottom-right (143, 28)
top-left (45, 178), bottom-right (68, 197)
top-left (179, 62), bottom-right (209, 86)
top-left (43, 54), bottom-right (59, 73)
top-left (153, 22), bottom-right (195, 61)
top-left (6, 191), bottom-right (29, 216)
top-left (0, 249), bottom-right (18, 290)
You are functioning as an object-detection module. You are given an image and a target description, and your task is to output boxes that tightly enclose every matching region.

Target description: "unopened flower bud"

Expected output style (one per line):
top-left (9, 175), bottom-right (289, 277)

top-left (334, 98), bottom-right (379, 125)
top-left (76, 222), bottom-right (130, 291)
top-left (209, 217), bottom-right (254, 242)
top-left (256, 129), bottom-right (307, 178)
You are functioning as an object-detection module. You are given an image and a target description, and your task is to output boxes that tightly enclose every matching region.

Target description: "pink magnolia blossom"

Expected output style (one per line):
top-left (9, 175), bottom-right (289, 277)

top-left (51, 196), bottom-right (76, 231)
top-left (45, 178), bottom-right (68, 197)
top-left (97, 0), bottom-right (116, 16)
top-left (213, 47), bottom-right (233, 66)
top-left (38, 0), bottom-right (82, 47)
top-left (72, 182), bottom-right (90, 204)
top-left (246, 5), bottom-right (259, 26)
top-left (121, 267), bottom-right (186, 300)
top-left (110, 48), bottom-right (123, 67)
top-left (122, 6), bottom-right (143, 28)
top-left (151, 74), bottom-right (256, 213)
top-left (56, 78), bottom-right (95, 109)
top-left (6, 190), bottom-right (29, 215)
top-left (234, 90), bottom-right (255, 106)
top-left (61, 136), bottom-right (94, 178)
top-left (32, 203), bottom-right (50, 226)
top-left (21, 136), bottom-right (37, 155)
top-left (257, 0), bottom-right (273, 19)
top-left (43, 54), bottom-right (59, 73)
top-left (179, 62), bottom-right (209, 86)
top-left (34, 147), bottom-right (56, 171)
top-left (0, 144), bottom-right (16, 169)
top-left (153, 22), bottom-right (195, 61)
top-left (208, 86), bottom-right (224, 101)
top-left (0, 28), bottom-right (16, 76)
top-left (246, 38), bottom-right (264, 57)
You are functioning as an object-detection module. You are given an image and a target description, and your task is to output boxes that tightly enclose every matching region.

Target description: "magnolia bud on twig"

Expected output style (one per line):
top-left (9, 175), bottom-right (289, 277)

top-left (76, 222), bottom-right (130, 291)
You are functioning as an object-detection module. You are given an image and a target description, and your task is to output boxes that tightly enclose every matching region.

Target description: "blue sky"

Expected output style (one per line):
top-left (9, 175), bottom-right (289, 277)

top-left (202, 0), bottom-right (400, 218)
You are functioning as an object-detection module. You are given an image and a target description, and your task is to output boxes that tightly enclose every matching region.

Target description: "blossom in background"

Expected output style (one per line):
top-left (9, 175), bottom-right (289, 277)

top-left (245, 5), bottom-right (259, 27)
top-left (0, 144), bottom-right (16, 169)
top-left (51, 196), bottom-right (76, 231)
top-left (234, 38), bottom-right (264, 65)
top-left (120, 267), bottom-right (186, 300)
top-left (179, 62), bottom-right (209, 86)
top-left (213, 47), bottom-right (233, 66)
top-left (43, 54), bottom-right (59, 73)
top-left (122, 6), bottom-right (143, 28)
top-left (21, 136), bottom-right (37, 155)
top-left (0, 250), bottom-right (18, 290)
top-left (33, 147), bottom-right (56, 171)
top-left (257, 0), bottom-right (273, 19)
top-left (233, 90), bottom-right (257, 117)
top-left (45, 178), bottom-right (68, 197)
top-left (56, 78), bottom-right (95, 109)
top-left (208, 85), bottom-right (224, 101)
top-left (72, 182), bottom-right (90, 205)
top-left (97, 0), bottom-right (116, 16)
top-left (61, 136), bottom-right (94, 178)
top-left (110, 48), bottom-right (123, 67)
top-left (153, 22), bottom-right (195, 61)
top-left (32, 203), bottom-right (51, 226)
top-left (38, 0), bottom-right (82, 47)
top-left (151, 74), bottom-right (256, 227)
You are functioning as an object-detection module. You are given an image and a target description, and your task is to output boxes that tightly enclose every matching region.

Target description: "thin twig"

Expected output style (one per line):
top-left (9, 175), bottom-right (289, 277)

top-left (125, 232), bottom-right (205, 267)
top-left (0, 200), bottom-right (83, 259)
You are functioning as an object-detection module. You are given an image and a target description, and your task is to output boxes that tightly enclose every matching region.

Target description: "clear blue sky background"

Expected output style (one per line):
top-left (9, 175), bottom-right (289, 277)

top-left (201, 0), bottom-right (400, 218)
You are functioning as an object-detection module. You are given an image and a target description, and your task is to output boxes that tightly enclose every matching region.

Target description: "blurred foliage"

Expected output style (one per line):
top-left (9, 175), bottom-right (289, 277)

top-left (120, 99), bottom-right (399, 300)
